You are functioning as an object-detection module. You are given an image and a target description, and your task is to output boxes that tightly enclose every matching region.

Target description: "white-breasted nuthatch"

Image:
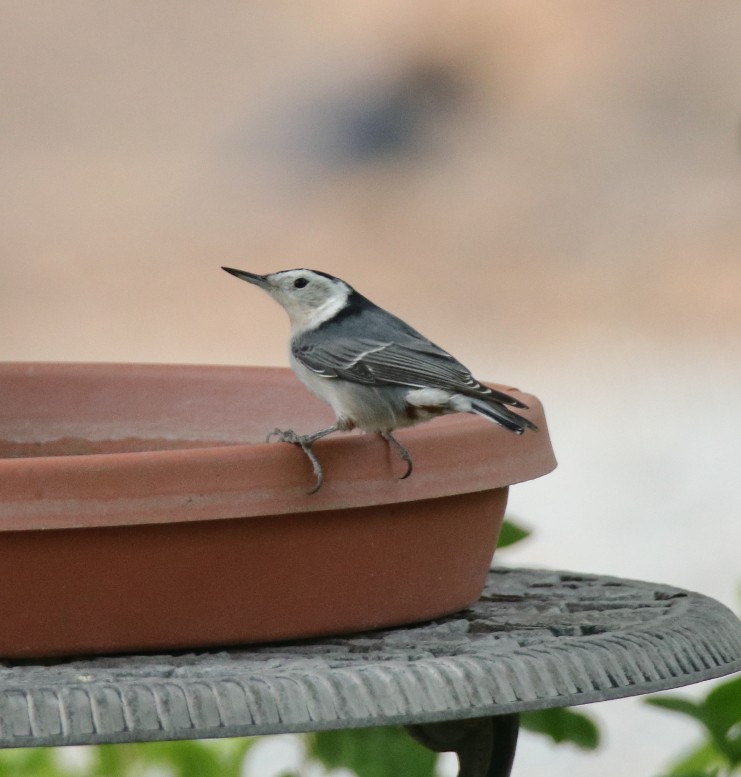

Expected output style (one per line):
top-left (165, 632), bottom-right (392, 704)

top-left (222, 267), bottom-right (537, 493)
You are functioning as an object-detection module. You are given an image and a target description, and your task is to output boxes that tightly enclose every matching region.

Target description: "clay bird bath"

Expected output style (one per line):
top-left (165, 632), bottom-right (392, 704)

top-left (0, 362), bottom-right (556, 658)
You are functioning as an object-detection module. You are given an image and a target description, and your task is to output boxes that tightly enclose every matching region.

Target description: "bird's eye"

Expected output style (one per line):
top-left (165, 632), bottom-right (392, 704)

top-left (293, 277), bottom-right (309, 288)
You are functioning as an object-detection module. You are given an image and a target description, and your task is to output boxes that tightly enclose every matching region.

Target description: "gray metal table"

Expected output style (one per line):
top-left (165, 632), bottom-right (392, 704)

top-left (2, 568), bottom-right (740, 776)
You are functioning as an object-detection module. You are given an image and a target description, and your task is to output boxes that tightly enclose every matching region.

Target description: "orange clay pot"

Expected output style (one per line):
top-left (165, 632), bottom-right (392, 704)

top-left (0, 363), bottom-right (556, 658)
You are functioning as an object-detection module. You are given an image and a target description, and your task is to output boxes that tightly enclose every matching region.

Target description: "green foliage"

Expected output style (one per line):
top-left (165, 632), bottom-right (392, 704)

top-left (307, 727), bottom-right (437, 777)
top-left (0, 738), bottom-right (254, 777)
top-left (98, 738), bottom-right (253, 777)
top-left (0, 748), bottom-right (63, 777)
top-left (654, 739), bottom-right (726, 777)
top-left (497, 517), bottom-right (532, 549)
top-left (520, 707), bottom-right (600, 750)
top-left (646, 674), bottom-right (741, 775)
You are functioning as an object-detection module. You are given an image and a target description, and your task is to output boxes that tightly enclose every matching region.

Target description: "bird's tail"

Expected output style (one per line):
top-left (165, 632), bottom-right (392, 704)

top-left (469, 397), bottom-right (538, 434)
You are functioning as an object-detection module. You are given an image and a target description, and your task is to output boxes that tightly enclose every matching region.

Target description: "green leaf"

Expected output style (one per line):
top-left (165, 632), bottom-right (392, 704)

top-left (520, 708), bottom-right (600, 750)
top-left (87, 744), bottom-right (112, 774)
top-left (704, 675), bottom-right (741, 760)
top-left (647, 676), bottom-right (741, 766)
top-left (658, 738), bottom-right (727, 776)
top-left (645, 697), bottom-right (707, 725)
top-left (147, 740), bottom-right (228, 777)
top-left (497, 518), bottom-right (532, 549)
top-left (79, 739), bottom-right (254, 777)
top-left (213, 738), bottom-right (257, 774)
top-left (308, 727), bottom-right (437, 777)
top-left (0, 749), bottom-right (67, 777)
top-left (90, 743), bottom-right (142, 776)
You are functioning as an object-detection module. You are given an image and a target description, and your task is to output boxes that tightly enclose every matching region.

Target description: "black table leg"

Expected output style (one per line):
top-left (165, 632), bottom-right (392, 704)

top-left (406, 713), bottom-right (520, 777)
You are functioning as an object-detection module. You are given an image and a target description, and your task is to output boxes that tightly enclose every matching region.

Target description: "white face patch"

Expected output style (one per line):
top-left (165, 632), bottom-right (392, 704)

top-left (266, 270), bottom-right (350, 334)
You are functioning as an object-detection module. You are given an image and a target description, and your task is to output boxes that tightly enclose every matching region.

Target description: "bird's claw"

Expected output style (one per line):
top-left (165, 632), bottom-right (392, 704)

top-left (267, 428), bottom-right (299, 444)
top-left (266, 426), bottom-right (412, 493)
top-left (380, 432), bottom-right (414, 480)
top-left (266, 428), bottom-right (324, 494)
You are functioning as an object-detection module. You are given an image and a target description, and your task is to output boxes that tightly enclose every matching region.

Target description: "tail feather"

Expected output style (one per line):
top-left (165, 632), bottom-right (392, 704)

top-left (470, 397), bottom-right (538, 434)
top-left (477, 385), bottom-right (529, 409)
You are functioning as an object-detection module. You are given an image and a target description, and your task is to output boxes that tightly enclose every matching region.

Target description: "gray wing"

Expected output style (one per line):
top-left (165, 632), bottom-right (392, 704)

top-left (292, 318), bottom-right (525, 408)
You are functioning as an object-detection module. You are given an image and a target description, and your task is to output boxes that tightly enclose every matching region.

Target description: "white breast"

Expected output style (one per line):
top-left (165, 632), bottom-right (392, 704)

top-left (289, 353), bottom-right (342, 411)
top-left (288, 352), bottom-right (440, 432)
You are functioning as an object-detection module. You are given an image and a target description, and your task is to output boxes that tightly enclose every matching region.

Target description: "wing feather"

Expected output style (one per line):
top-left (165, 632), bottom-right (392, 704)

top-left (292, 330), bottom-right (526, 407)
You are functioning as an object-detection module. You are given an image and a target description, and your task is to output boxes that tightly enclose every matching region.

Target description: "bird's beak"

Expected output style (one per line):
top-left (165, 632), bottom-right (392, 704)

top-left (221, 267), bottom-right (271, 289)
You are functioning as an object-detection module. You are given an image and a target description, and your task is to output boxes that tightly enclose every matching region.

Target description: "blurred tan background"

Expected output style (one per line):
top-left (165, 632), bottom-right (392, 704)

top-left (2, 2), bottom-right (740, 774)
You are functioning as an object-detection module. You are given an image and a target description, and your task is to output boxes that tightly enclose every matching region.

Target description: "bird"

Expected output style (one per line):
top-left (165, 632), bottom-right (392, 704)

top-left (222, 267), bottom-right (537, 493)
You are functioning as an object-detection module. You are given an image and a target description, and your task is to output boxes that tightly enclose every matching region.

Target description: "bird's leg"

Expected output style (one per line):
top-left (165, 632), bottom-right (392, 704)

top-left (379, 431), bottom-right (413, 480)
top-left (266, 424), bottom-right (340, 494)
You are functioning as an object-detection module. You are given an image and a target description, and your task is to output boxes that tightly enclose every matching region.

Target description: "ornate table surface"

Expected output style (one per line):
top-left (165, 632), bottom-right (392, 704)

top-left (1, 567), bottom-right (740, 773)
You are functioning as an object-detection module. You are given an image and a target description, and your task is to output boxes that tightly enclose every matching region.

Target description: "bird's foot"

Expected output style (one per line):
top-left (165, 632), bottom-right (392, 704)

top-left (380, 431), bottom-right (413, 480)
top-left (266, 427), bottom-right (301, 445)
top-left (266, 428), bottom-right (325, 494)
